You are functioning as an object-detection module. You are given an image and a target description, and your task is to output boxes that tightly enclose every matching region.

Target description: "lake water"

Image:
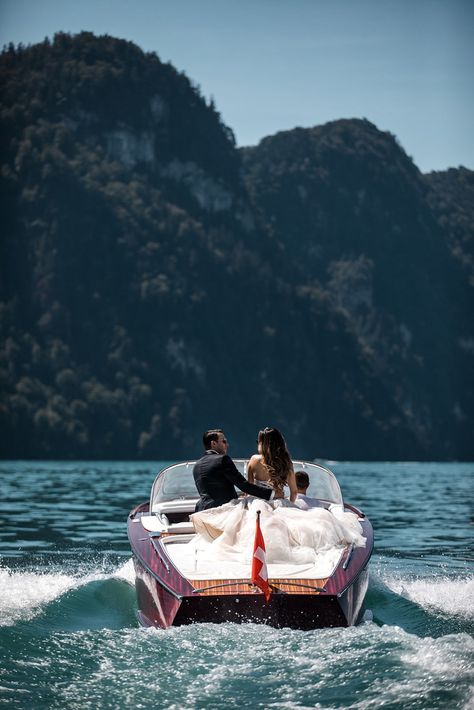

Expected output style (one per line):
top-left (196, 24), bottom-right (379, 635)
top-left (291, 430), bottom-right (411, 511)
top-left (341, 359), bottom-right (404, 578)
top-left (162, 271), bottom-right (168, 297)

top-left (0, 461), bottom-right (472, 709)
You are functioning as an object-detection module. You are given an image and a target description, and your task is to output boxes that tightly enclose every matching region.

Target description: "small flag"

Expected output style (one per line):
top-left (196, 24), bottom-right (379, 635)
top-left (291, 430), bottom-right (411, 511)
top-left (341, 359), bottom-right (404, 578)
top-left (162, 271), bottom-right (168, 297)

top-left (251, 510), bottom-right (271, 601)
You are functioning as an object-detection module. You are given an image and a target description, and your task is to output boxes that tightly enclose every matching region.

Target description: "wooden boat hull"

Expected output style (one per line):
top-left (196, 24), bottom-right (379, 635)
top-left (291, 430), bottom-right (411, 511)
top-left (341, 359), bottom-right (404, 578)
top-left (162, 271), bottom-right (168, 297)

top-left (134, 560), bottom-right (369, 629)
top-left (129, 503), bottom-right (373, 630)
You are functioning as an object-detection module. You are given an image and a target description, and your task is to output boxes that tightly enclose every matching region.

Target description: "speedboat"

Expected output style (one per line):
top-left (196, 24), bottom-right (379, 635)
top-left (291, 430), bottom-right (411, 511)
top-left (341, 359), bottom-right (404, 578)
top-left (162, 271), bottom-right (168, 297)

top-left (127, 460), bottom-right (373, 629)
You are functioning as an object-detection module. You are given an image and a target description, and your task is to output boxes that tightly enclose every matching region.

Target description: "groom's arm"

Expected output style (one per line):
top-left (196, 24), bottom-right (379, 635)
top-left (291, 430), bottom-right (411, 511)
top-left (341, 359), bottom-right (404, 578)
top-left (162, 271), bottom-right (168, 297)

top-left (222, 456), bottom-right (274, 501)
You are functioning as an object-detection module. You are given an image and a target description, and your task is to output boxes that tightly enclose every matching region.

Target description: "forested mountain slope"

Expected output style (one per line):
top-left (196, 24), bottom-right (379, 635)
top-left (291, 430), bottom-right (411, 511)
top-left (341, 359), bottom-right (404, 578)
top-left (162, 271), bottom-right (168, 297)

top-left (241, 123), bottom-right (473, 458)
top-left (1, 33), bottom-right (472, 459)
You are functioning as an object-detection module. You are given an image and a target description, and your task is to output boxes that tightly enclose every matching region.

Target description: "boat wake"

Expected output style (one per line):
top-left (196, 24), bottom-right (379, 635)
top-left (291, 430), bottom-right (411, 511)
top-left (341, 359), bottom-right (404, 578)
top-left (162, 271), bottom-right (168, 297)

top-left (2, 559), bottom-right (473, 638)
top-left (365, 569), bottom-right (474, 638)
top-left (0, 559), bottom-right (136, 628)
top-left (3, 620), bottom-right (471, 710)
top-left (1, 564), bottom-right (473, 709)
top-left (382, 574), bottom-right (474, 619)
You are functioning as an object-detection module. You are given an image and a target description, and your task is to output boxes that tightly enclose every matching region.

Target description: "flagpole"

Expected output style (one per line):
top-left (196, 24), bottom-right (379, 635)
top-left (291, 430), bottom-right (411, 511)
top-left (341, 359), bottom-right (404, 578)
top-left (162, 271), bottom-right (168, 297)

top-left (251, 508), bottom-right (271, 602)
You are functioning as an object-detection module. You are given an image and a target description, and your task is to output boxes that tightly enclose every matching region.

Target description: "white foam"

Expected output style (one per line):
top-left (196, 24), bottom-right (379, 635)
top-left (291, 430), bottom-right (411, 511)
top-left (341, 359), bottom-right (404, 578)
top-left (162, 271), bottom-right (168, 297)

top-left (113, 558), bottom-right (135, 585)
top-left (362, 609), bottom-right (374, 623)
top-left (0, 567), bottom-right (78, 627)
top-left (0, 560), bottom-right (135, 627)
top-left (348, 628), bottom-right (474, 710)
top-left (383, 574), bottom-right (474, 619)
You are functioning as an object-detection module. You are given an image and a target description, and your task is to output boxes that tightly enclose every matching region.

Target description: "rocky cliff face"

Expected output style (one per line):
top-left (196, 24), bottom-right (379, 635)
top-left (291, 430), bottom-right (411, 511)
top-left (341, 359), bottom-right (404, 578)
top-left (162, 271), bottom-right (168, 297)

top-left (0, 33), bottom-right (472, 459)
top-left (241, 121), bottom-right (474, 458)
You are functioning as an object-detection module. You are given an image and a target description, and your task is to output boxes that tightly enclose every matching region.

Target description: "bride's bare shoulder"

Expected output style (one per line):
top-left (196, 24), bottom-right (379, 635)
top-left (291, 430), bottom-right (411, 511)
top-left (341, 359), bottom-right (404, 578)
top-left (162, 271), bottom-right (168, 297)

top-left (248, 454), bottom-right (263, 466)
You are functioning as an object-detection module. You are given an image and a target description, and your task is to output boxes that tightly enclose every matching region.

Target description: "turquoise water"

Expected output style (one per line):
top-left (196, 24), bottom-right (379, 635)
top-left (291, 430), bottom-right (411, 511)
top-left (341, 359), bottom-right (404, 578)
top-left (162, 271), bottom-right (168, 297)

top-left (0, 461), bottom-right (472, 709)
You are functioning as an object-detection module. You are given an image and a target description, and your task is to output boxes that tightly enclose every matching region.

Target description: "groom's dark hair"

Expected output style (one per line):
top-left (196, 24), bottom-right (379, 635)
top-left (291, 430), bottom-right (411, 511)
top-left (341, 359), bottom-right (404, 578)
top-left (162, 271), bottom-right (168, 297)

top-left (203, 428), bottom-right (224, 449)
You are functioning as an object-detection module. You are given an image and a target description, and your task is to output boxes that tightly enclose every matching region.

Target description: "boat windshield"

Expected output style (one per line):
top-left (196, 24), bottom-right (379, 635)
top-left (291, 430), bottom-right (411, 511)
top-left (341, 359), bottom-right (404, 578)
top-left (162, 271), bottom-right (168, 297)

top-left (150, 459), bottom-right (343, 511)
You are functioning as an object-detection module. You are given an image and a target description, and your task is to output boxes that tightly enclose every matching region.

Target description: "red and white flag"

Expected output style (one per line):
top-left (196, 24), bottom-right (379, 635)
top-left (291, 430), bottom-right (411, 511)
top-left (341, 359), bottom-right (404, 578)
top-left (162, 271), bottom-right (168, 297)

top-left (251, 510), bottom-right (271, 601)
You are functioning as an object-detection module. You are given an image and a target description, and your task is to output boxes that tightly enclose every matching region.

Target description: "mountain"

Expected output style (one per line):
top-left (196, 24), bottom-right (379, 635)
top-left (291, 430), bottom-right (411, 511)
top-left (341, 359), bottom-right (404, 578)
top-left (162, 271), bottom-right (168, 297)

top-left (424, 166), bottom-right (474, 282)
top-left (241, 122), bottom-right (474, 459)
top-left (0, 32), bottom-right (472, 460)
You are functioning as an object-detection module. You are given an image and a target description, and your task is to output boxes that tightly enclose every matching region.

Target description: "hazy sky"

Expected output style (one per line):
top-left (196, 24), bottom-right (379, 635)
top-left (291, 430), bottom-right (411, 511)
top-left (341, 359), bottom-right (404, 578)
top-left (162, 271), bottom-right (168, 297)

top-left (1, 0), bottom-right (472, 173)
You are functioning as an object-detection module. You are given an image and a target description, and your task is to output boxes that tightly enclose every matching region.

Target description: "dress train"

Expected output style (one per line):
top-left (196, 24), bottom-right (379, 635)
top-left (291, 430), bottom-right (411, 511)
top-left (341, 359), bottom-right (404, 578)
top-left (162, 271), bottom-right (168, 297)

top-left (190, 496), bottom-right (365, 567)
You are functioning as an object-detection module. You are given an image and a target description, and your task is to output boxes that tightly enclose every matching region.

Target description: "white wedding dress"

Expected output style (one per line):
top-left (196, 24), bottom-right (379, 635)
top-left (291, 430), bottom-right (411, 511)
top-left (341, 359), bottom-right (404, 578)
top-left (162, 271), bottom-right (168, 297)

top-left (179, 486), bottom-right (366, 580)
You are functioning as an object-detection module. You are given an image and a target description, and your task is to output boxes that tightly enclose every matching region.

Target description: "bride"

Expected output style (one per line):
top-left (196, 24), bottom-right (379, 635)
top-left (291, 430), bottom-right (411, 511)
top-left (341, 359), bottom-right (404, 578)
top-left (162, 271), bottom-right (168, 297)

top-left (190, 427), bottom-right (365, 567)
top-left (247, 426), bottom-right (298, 502)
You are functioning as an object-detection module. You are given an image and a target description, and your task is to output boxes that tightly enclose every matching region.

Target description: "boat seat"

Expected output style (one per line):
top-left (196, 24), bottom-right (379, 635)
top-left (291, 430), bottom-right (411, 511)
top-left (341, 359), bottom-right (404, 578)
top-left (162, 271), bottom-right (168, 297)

top-left (151, 500), bottom-right (198, 523)
top-left (141, 515), bottom-right (195, 534)
top-left (164, 521), bottom-right (195, 534)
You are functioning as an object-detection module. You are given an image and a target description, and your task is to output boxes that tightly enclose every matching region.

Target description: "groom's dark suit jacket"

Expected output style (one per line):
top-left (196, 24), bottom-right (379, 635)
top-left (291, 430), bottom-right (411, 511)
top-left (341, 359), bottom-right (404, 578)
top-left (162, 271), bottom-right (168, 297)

top-left (193, 451), bottom-right (273, 511)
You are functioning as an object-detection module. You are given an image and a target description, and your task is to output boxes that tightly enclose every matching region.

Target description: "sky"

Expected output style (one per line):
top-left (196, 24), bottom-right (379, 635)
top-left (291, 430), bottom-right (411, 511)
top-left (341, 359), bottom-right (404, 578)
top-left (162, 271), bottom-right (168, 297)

top-left (0, 0), bottom-right (473, 173)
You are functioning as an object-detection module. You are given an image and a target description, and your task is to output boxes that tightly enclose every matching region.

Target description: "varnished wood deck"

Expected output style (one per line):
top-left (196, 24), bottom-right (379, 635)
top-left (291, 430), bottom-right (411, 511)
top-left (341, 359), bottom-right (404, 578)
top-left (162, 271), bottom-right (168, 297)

top-left (190, 578), bottom-right (329, 595)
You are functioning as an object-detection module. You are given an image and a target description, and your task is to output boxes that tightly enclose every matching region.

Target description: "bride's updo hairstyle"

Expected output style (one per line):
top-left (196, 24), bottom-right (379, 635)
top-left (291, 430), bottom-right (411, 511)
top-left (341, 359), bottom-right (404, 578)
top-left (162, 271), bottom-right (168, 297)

top-left (258, 427), bottom-right (293, 491)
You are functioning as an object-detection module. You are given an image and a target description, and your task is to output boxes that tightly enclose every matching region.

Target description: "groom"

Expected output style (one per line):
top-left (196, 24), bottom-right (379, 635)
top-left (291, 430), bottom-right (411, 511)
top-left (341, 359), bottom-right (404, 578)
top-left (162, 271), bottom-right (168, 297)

top-left (193, 429), bottom-right (274, 511)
